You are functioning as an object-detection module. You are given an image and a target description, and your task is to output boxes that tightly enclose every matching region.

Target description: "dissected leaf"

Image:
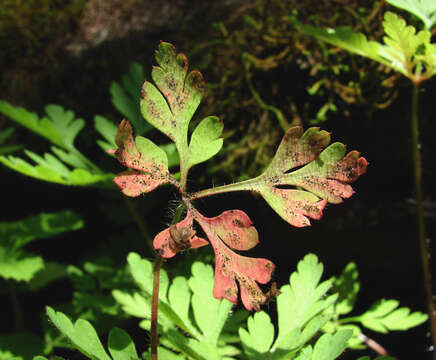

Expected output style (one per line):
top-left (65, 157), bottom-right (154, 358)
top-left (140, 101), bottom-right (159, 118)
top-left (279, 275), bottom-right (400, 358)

top-left (295, 11), bottom-right (436, 79)
top-left (46, 306), bottom-right (111, 360)
top-left (113, 120), bottom-right (174, 196)
top-left (386, 0), bottom-right (436, 30)
top-left (273, 254), bottom-right (337, 350)
top-left (154, 207), bottom-right (273, 311)
top-left (0, 150), bottom-right (113, 186)
top-left (140, 42), bottom-right (208, 182)
top-left (357, 299), bottom-right (428, 333)
top-left (239, 311), bottom-right (275, 356)
top-left (188, 262), bottom-right (233, 345)
top-left (201, 127), bottom-right (367, 227)
top-left (293, 20), bottom-right (388, 65)
top-left (383, 12), bottom-right (431, 68)
top-left (195, 210), bottom-right (274, 311)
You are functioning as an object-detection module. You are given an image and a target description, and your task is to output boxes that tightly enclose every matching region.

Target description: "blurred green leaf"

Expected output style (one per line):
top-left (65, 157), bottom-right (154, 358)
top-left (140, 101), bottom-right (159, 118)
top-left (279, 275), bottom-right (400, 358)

top-left (0, 211), bottom-right (83, 282)
top-left (333, 262), bottom-right (360, 315)
top-left (94, 115), bottom-right (117, 154)
top-left (386, 0), bottom-right (436, 29)
top-left (0, 127), bottom-right (22, 155)
top-left (107, 327), bottom-right (139, 360)
top-left (110, 62), bottom-right (151, 135)
top-left (0, 333), bottom-right (44, 360)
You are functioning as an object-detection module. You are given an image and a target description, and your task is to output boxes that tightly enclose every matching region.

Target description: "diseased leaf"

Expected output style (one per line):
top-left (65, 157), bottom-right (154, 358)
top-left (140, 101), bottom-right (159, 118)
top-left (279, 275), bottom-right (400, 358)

top-left (140, 42), bottom-right (206, 182)
top-left (153, 208), bottom-right (273, 311)
top-left (200, 127), bottom-right (367, 227)
top-left (196, 210), bottom-right (259, 251)
top-left (113, 120), bottom-right (174, 196)
top-left (195, 210), bottom-right (274, 311)
top-left (46, 306), bottom-right (111, 360)
top-left (357, 299), bottom-right (428, 333)
top-left (187, 116), bottom-right (224, 168)
top-left (153, 210), bottom-right (209, 258)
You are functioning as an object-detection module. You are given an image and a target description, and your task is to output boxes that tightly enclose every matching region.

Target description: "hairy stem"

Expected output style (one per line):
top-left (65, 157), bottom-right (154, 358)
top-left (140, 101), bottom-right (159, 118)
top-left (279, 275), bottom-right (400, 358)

top-left (191, 176), bottom-right (261, 200)
top-left (411, 82), bottom-right (436, 359)
top-left (150, 204), bottom-right (186, 360)
top-left (7, 281), bottom-right (23, 331)
top-left (358, 333), bottom-right (392, 357)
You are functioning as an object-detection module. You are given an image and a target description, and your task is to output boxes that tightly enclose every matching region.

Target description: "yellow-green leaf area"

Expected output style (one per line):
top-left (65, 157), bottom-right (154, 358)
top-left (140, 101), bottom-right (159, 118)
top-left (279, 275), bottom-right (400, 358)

top-left (135, 136), bottom-right (168, 169)
top-left (187, 116), bottom-right (223, 168)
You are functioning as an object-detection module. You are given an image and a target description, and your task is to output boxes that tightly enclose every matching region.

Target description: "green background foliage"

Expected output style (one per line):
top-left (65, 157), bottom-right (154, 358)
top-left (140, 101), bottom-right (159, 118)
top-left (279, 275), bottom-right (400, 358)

top-left (0, 0), bottom-right (434, 359)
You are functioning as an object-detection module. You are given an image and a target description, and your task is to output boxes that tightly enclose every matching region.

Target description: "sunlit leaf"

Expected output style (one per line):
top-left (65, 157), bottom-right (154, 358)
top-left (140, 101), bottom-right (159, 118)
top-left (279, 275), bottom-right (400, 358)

top-left (273, 254), bottom-right (338, 350)
top-left (386, 0), bottom-right (436, 30)
top-left (239, 311), bottom-right (275, 356)
top-left (46, 307), bottom-right (111, 360)
top-left (357, 299), bottom-right (428, 333)
top-left (187, 116), bottom-right (224, 169)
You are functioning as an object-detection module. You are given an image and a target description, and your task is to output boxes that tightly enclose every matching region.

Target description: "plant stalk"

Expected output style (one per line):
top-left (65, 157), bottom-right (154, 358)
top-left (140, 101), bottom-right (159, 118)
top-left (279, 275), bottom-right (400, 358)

top-left (150, 203), bottom-right (186, 360)
top-left (411, 82), bottom-right (436, 359)
top-left (151, 255), bottom-right (163, 360)
top-left (7, 280), bottom-right (23, 331)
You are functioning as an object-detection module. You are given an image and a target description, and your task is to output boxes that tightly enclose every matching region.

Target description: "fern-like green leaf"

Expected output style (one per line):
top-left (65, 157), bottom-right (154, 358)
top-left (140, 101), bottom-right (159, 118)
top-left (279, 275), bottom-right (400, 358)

top-left (46, 307), bottom-right (112, 360)
top-left (357, 299), bottom-right (428, 333)
top-left (273, 254), bottom-right (338, 350)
